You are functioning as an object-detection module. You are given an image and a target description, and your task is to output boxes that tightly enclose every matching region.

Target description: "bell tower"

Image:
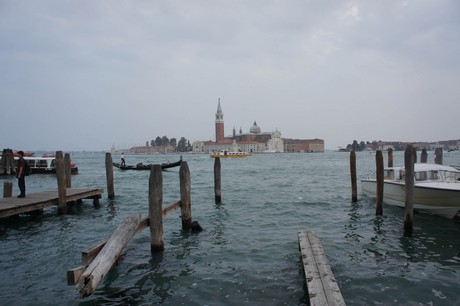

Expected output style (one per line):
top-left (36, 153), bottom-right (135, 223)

top-left (215, 98), bottom-right (224, 143)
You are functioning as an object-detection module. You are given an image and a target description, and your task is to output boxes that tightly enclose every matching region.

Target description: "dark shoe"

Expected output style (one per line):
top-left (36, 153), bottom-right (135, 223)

top-left (17, 195), bottom-right (25, 198)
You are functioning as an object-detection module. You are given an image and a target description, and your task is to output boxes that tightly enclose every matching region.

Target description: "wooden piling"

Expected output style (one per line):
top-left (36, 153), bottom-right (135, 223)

top-left (105, 153), bottom-right (115, 199)
top-left (413, 148), bottom-right (417, 163)
top-left (404, 145), bottom-right (414, 233)
top-left (55, 151), bottom-right (66, 214)
top-left (77, 213), bottom-right (141, 298)
top-left (149, 164), bottom-right (164, 252)
top-left (3, 182), bottom-right (12, 198)
top-left (179, 161), bottom-right (192, 230)
top-left (214, 157), bottom-right (222, 203)
top-left (435, 148), bottom-right (443, 165)
top-left (64, 153), bottom-right (72, 189)
top-left (350, 151), bottom-right (357, 203)
top-left (375, 150), bottom-right (384, 216)
top-left (387, 148), bottom-right (393, 168)
top-left (420, 148), bottom-right (428, 163)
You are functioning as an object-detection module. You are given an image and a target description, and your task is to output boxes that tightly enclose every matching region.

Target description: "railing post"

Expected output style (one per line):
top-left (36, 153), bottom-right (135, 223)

top-left (55, 151), bottom-right (66, 214)
top-left (149, 164), bottom-right (164, 252)
top-left (105, 153), bottom-right (115, 199)
top-left (179, 161), bottom-right (192, 230)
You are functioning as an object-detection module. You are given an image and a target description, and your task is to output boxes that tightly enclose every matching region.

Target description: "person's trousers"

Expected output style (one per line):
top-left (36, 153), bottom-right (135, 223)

top-left (18, 176), bottom-right (25, 196)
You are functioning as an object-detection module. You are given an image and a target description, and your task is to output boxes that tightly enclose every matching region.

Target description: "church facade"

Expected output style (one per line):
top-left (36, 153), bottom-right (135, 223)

top-left (192, 99), bottom-right (324, 154)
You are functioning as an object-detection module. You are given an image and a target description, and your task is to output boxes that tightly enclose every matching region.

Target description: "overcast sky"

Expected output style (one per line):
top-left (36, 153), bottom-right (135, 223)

top-left (1, 0), bottom-right (459, 151)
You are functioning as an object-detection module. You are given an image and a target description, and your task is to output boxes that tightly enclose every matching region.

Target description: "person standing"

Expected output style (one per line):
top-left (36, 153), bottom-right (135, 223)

top-left (121, 153), bottom-right (126, 167)
top-left (16, 150), bottom-right (26, 198)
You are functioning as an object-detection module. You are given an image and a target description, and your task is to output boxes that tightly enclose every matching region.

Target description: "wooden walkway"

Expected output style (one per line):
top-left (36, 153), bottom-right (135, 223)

top-left (298, 231), bottom-right (345, 306)
top-left (0, 188), bottom-right (104, 218)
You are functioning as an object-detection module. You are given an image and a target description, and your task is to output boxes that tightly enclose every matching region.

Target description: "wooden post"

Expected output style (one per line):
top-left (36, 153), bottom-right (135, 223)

top-left (55, 151), bottom-right (66, 214)
top-left (350, 151), bottom-right (357, 203)
top-left (149, 164), bottom-right (164, 252)
top-left (179, 161), bottom-right (192, 230)
top-left (413, 148), bottom-right (417, 163)
top-left (376, 150), bottom-right (384, 216)
top-left (404, 145), bottom-right (414, 233)
top-left (3, 182), bottom-right (12, 198)
top-left (214, 157), bottom-right (222, 203)
top-left (64, 153), bottom-right (72, 189)
top-left (434, 148), bottom-right (443, 165)
top-left (387, 148), bottom-right (393, 168)
top-left (420, 148), bottom-right (428, 163)
top-left (77, 213), bottom-right (141, 298)
top-left (105, 153), bottom-right (115, 199)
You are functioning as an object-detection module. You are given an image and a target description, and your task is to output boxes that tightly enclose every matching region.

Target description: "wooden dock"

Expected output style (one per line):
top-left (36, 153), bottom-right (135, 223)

top-left (0, 188), bottom-right (103, 218)
top-left (298, 231), bottom-right (345, 306)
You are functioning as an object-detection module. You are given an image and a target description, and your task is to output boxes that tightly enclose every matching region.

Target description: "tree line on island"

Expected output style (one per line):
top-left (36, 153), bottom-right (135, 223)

top-left (145, 136), bottom-right (192, 152)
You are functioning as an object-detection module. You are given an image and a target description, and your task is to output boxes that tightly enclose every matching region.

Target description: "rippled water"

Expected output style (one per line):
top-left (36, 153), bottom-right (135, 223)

top-left (1, 150), bottom-right (459, 305)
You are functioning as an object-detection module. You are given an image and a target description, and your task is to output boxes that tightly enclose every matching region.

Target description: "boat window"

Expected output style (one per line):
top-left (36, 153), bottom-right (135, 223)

top-left (36, 160), bottom-right (47, 168)
top-left (428, 171), bottom-right (439, 181)
top-left (27, 160), bottom-right (35, 167)
top-left (415, 171), bottom-right (428, 181)
top-left (50, 159), bottom-right (55, 168)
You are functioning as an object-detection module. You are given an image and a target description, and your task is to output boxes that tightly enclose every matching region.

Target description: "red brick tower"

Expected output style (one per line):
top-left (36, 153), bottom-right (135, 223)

top-left (215, 98), bottom-right (224, 143)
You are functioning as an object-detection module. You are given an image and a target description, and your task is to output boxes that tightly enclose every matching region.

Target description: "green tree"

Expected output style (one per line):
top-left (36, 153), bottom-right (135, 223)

top-left (154, 136), bottom-right (162, 146)
top-left (162, 136), bottom-right (169, 146)
top-left (170, 138), bottom-right (177, 148)
top-left (177, 137), bottom-right (188, 152)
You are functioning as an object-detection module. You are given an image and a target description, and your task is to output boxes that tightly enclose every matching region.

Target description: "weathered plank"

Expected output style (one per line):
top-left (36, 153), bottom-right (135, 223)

top-left (298, 231), bottom-right (345, 306)
top-left (77, 213), bottom-right (141, 298)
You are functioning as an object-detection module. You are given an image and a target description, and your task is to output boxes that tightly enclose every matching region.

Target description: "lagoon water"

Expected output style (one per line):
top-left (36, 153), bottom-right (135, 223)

top-left (1, 150), bottom-right (460, 305)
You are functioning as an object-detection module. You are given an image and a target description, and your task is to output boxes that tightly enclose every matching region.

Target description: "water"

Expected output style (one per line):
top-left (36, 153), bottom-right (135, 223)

top-left (1, 151), bottom-right (460, 305)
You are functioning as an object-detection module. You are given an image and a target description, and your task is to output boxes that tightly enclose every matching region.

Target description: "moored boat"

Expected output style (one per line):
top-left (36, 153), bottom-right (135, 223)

top-left (361, 163), bottom-right (460, 218)
top-left (113, 156), bottom-right (182, 171)
top-left (13, 156), bottom-right (79, 175)
top-left (210, 149), bottom-right (251, 158)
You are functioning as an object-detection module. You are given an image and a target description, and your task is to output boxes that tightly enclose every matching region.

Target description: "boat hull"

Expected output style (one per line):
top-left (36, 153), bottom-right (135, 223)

top-left (362, 180), bottom-right (460, 218)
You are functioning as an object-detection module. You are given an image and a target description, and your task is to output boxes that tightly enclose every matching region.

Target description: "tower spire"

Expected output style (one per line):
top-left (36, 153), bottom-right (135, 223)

top-left (215, 98), bottom-right (224, 143)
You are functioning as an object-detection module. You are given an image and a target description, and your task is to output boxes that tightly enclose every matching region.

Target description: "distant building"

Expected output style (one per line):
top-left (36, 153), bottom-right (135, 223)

top-left (192, 99), bottom-right (324, 153)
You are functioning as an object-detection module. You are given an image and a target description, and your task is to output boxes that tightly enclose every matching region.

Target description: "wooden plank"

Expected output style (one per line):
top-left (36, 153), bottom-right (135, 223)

top-left (298, 231), bottom-right (345, 306)
top-left (77, 213), bottom-right (141, 298)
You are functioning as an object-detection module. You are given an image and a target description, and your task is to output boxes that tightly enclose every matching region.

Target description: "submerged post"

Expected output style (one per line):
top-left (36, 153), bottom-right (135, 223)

top-left (3, 182), bottom-right (12, 198)
top-left (387, 148), bottom-right (393, 168)
top-left (434, 148), bottom-right (443, 165)
top-left (214, 157), bottom-right (222, 203)
top-left (149, 164), bottom-right (164, 252)
top-left (350, 151), bottom-right (357, 203)
top-left (64, 153), bottom-right (72, 189)
top-left (179, 161), bottom-right (192, 230)
top-left (55, 151), bottom-right (66, 214)
top-left (404, 145), bottom-right (414, 233)
top-left (420, 148), bottom-right (428, 163)
top-left (376, 150), bottom-right (384, 215)
top-left (105, 153), bottom-right (115, 199)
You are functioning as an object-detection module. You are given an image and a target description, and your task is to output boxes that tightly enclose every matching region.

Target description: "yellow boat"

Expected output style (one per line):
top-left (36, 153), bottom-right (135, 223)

top-left (210, 149), bottom-right (251, 158)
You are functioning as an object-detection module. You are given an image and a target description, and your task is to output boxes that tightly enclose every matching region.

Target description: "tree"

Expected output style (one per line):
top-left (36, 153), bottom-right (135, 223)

top-left (170, 138), bottom-right (177, 147)
top-left (162, 136), bottom-right (169, 146)
top-left (177, 137), bottom-right (188, 152)
top-left (154, 136), bottom-right (162, 147)
top-left (145, 141), bottom-right (149, 147)
top-left (150, 140), bottom-right (155, 147)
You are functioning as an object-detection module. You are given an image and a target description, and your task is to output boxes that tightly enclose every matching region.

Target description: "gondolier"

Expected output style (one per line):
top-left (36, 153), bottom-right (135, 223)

top-left (121, 153), bottom-right (126, 167)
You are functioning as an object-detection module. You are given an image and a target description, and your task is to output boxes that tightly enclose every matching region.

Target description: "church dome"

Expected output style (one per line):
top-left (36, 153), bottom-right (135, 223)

top-left (250, 121), bottom-right (261, 134)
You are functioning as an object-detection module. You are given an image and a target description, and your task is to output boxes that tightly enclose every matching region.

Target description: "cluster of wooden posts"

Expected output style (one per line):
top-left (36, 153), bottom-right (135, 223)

top-left (350, 146), bottom-right (444, 233)
top-left (0, 149), bottom-right (15, 175)
top-left (69, 153), bottom-right (199, 298)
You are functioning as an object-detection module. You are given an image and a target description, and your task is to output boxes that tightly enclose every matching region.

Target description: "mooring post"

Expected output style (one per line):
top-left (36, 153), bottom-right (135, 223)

top-left (105, 153), bottom-right (115, 199)
top-left (376, 150), bottom-right (384, 215)
top-left (404, 145), bottom-right (414, 233)
top-left (64, 153), bottom-right (72, 189)
top-left (434, 148), bottom-right (443, 165)
top-left (179, 161), bottom-right (192, 230)
top-left (214, 157), bottom-right (222, 203)
top-left (3, 182), bottom-right (12, 198)
top-left (387, 148), bottom-right (393, 168)
top-left (413, 148), bottom-right (417, 163)
top-left (55, 151), bottom-right (67, 214)
top-left (149, 164), bottom-right (164, 252)
top-left (420, 148), bottom-right (428, 163)
top-left (350, 150), bottom-right (357, 203)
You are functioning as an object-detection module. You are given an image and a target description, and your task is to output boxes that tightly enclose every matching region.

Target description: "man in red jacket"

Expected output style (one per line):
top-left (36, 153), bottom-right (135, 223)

top-left (16, 150), bottom-right (26, 198)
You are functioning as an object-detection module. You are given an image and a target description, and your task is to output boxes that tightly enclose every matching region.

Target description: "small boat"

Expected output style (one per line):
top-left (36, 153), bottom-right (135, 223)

top-left (113, 156), bottom-right (182, 171)
top-left (19, 156), bottom-right (78, 175)
top-left (362, 163), bottom-right (460, 218)
top-left (210, 150), bottom-right (251, 158)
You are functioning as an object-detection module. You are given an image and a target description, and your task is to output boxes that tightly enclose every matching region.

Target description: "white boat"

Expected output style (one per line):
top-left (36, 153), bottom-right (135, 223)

top-left (210, 149), bottom-right (251, 158)
top-left (361, 163), bottom-right (460, 218)
top-left (11, 156), bottom-right (79, 175)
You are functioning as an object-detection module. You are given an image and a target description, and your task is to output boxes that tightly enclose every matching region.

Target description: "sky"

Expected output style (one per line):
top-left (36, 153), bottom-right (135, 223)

top-left (1, 0), bottom-right (459, 151)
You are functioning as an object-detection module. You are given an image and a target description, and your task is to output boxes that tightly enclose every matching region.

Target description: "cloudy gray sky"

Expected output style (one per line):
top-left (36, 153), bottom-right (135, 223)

top-left (1, 0), bottom-right (459, 151)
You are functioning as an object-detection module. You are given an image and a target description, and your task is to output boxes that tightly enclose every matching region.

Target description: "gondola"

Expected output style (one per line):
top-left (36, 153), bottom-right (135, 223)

top-left (113, 156), bottom-right (182, 171)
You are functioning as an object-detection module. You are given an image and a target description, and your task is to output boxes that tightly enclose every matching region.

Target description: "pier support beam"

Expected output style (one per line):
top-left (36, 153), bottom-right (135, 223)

top-left (179, 161), bottom-right (192, 230)
top-left (214, 157), bottom-right (222, 203)
top-left (350, 151), bottom-right (357, 203)
top-left (3, 182), bottom-right (12, 198)
top-left (149, 164), bottom-right (164, 252)
top-left (376, 150), bottom-right (384, 216)
top-left (55, 151), bottom-right (66, 214)
top-left (105, 153), bottom-right (115, 199)
top-left (404, 145), bottom-right (415, 233)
